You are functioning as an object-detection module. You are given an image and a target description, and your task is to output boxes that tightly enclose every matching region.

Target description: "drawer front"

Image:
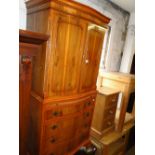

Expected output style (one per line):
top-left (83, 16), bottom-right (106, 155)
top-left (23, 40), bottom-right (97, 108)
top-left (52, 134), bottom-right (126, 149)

top-left (106, 94), bottom-right (118, 108)
top-left (44, 140), bottom-right (69, 155)
top-left (44, 117), bottom-right (75, 140)
top-left (102, 116), bottom-right (115, 131)
top-left (45, 97), bottom-right (95, 120)
top-left (104, 105), bottom-right (117, 119)
top-left (45, 103), bottom-right (83, 120)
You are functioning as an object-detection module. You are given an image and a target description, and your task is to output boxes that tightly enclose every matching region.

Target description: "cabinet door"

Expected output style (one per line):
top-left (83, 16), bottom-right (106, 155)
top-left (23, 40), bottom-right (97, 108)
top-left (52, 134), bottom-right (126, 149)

top-left (79, 24), bottom-right (106, 92)
top-left (45, 12), bottom-right (86, 97)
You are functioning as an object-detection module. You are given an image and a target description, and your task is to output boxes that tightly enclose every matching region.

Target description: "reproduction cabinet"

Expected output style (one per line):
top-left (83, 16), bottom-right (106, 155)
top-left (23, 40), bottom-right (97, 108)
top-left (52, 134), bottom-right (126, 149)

top-left (19, 29), bottom-right (49, 155)
top-left (25, 0), bottom-right (110, 154)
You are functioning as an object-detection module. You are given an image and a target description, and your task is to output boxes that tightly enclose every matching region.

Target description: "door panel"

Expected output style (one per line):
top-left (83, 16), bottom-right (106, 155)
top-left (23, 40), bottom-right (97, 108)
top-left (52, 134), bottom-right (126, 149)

top-left (46, 13), bottom-right (86, 96)
top-left (80, 24), bottom-right (106, 92)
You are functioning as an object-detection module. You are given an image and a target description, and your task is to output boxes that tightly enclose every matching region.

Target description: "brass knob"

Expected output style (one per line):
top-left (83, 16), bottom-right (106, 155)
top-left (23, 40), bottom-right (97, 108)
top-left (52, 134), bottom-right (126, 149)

top-left (53, 111), bottom-right (59, 116)
top-left (50, 138), bottom-right (56, 143)
top-left (112, 99), bottom-right (116, 102)
top-left (109, 110), bottom-right (114, 114)
top-left (51, 124), bottom-right (58, 130)
top-left (85, 102), bottom-right (91, 106)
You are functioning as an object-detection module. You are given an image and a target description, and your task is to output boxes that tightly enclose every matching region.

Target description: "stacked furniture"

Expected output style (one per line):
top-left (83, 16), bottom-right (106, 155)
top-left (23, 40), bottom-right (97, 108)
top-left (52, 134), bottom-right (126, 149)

top-left (90, 71), bottom-right (135, 155)
top-left (98, 71), bottom-right (135, 131)
top-left (25, 0), bottom-right (110, 155)
top-left (91, 123), bottom-right (133, 155)
top-left (19, 29), bottom-right (49, 155)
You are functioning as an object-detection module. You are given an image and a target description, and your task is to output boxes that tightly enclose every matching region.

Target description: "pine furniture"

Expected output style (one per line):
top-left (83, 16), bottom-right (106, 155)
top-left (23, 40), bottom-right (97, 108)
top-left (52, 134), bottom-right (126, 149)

top-left (25, 0), bottom-right (110, 154)
top-left (91, 122), bottom-right (134, 155)
top-left (97, 71), bottom-right (135, 132)
top-left (91, 87), bottom-right (119, 139)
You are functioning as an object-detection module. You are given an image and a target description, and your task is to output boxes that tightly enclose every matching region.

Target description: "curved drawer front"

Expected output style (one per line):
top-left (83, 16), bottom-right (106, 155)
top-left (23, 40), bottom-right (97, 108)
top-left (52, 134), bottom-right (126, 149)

top-left (45, 96), bottom-right (95, 120)
top-left (45, 117), bottom-right (75, 140)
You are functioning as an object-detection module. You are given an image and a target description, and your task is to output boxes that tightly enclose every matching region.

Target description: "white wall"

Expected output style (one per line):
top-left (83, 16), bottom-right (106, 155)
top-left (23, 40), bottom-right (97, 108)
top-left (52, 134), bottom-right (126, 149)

top-left (19, 0), bottom-right (26, 29)
top-left (75, 0), bottom-right (129, 71)
top-left (120, 11), bottom-right (135, 73)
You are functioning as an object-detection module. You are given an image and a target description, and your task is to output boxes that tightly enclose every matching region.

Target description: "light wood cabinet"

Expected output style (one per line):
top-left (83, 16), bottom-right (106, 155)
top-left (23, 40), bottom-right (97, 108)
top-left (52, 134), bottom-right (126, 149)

top-left (25, 0), bottom-right (110, 154)
top-left (91, 87), bottom-right (119, 139)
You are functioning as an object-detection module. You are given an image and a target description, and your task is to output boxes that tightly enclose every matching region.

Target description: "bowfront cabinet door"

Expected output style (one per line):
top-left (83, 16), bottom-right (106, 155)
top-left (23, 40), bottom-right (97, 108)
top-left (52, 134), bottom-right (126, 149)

top-left (79, 24), bottom-right (106, 92)
top-left (45, 12), bottom-right (87, 97)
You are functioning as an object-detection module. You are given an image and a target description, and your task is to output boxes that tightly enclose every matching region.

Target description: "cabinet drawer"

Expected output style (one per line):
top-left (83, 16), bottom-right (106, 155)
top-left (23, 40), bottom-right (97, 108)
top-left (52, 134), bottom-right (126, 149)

top-left (104, 105), bottom-right (117, 119)
top-left (44, 140), bottom-right (69, 155)
top-left (102, 116), bottom-right (115, 131)
top-left (45, 102), bottom-right (84, 120)
top-left (75, 109), bottom-right (93, 136)
top-left (45, 97), bottom-right (95, 120)
top-left (44, 117), bottom-right (75, 140)
top-left (106, 94), bottom-right (118, 108)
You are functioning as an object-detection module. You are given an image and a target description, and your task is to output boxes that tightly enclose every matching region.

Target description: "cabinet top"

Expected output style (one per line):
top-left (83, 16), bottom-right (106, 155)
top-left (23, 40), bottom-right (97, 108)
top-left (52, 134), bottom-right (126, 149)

top-left (99, 71), bottom-right (135, 84)
top-left (26, 0), bottom-right (111, 25)
top-left (19, 29), bottom-right (49, 44)
top-left (97, 86), bottom-right (120, 96)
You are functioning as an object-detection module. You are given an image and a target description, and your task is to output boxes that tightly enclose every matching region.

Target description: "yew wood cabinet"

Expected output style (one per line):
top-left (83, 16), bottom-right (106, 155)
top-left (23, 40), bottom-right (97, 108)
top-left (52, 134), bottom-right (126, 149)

top-left (25, 0), bottom-right (110, 154)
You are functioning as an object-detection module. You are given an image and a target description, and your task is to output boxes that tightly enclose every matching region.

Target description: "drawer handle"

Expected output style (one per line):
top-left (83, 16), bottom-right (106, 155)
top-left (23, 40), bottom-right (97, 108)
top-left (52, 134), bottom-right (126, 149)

top-left (50, 153), bottom-right (55, 155)
top-left (112, 98), bottom-right (116, 102)
top-left (85, 102), bottom-right (91, 106)
top-left (109, 110), bottom-right (114, 114)
top-left (53, 111), bottom-right (60, 116)
top-left (51, 124), bottom-right (58, 130)
top-left (107, 121), bottom-right (112, 126)
top-left (92, 98), bottom-right (95, 102)
top-left (50, 138), bottom-right (56, 143)
top-left (85, 112), bottom-right (90, 117)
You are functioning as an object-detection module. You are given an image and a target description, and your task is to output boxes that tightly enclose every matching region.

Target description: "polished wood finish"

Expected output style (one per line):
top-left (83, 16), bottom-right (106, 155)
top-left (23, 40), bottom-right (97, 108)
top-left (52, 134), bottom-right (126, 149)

top-left (91, 87), bottom-right (119, 139)
top-left (25, 0), bottom-right (110, 154)
top-left (26, 0), bottom-right (110, 155)
top-left (19, 29), bottom-right (49, 155)
top-left (98, 71), bottom-right (135, 132)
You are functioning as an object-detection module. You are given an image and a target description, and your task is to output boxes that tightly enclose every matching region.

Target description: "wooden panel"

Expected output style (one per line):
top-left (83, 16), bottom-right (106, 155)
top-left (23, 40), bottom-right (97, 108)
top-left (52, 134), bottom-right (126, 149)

top-left (19, 55), bottom-right (32, 155)
top-left (19, 30), bottom-right (49, 155)
top-left (80, 24), bottom-right (106, 92)
top-left (45, 101), bottom-right (84, 120)
top-left (44, 12), bottom-right (86, 97)
top-left (44, 117), bottom-right (76, 140)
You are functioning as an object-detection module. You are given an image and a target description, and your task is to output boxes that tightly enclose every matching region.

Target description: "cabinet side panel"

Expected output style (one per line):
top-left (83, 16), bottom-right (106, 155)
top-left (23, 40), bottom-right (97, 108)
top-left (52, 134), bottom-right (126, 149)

top-left (27, 10), bottom-right (49, 96)
top-left (28, 95), bottom-right (42, 155)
